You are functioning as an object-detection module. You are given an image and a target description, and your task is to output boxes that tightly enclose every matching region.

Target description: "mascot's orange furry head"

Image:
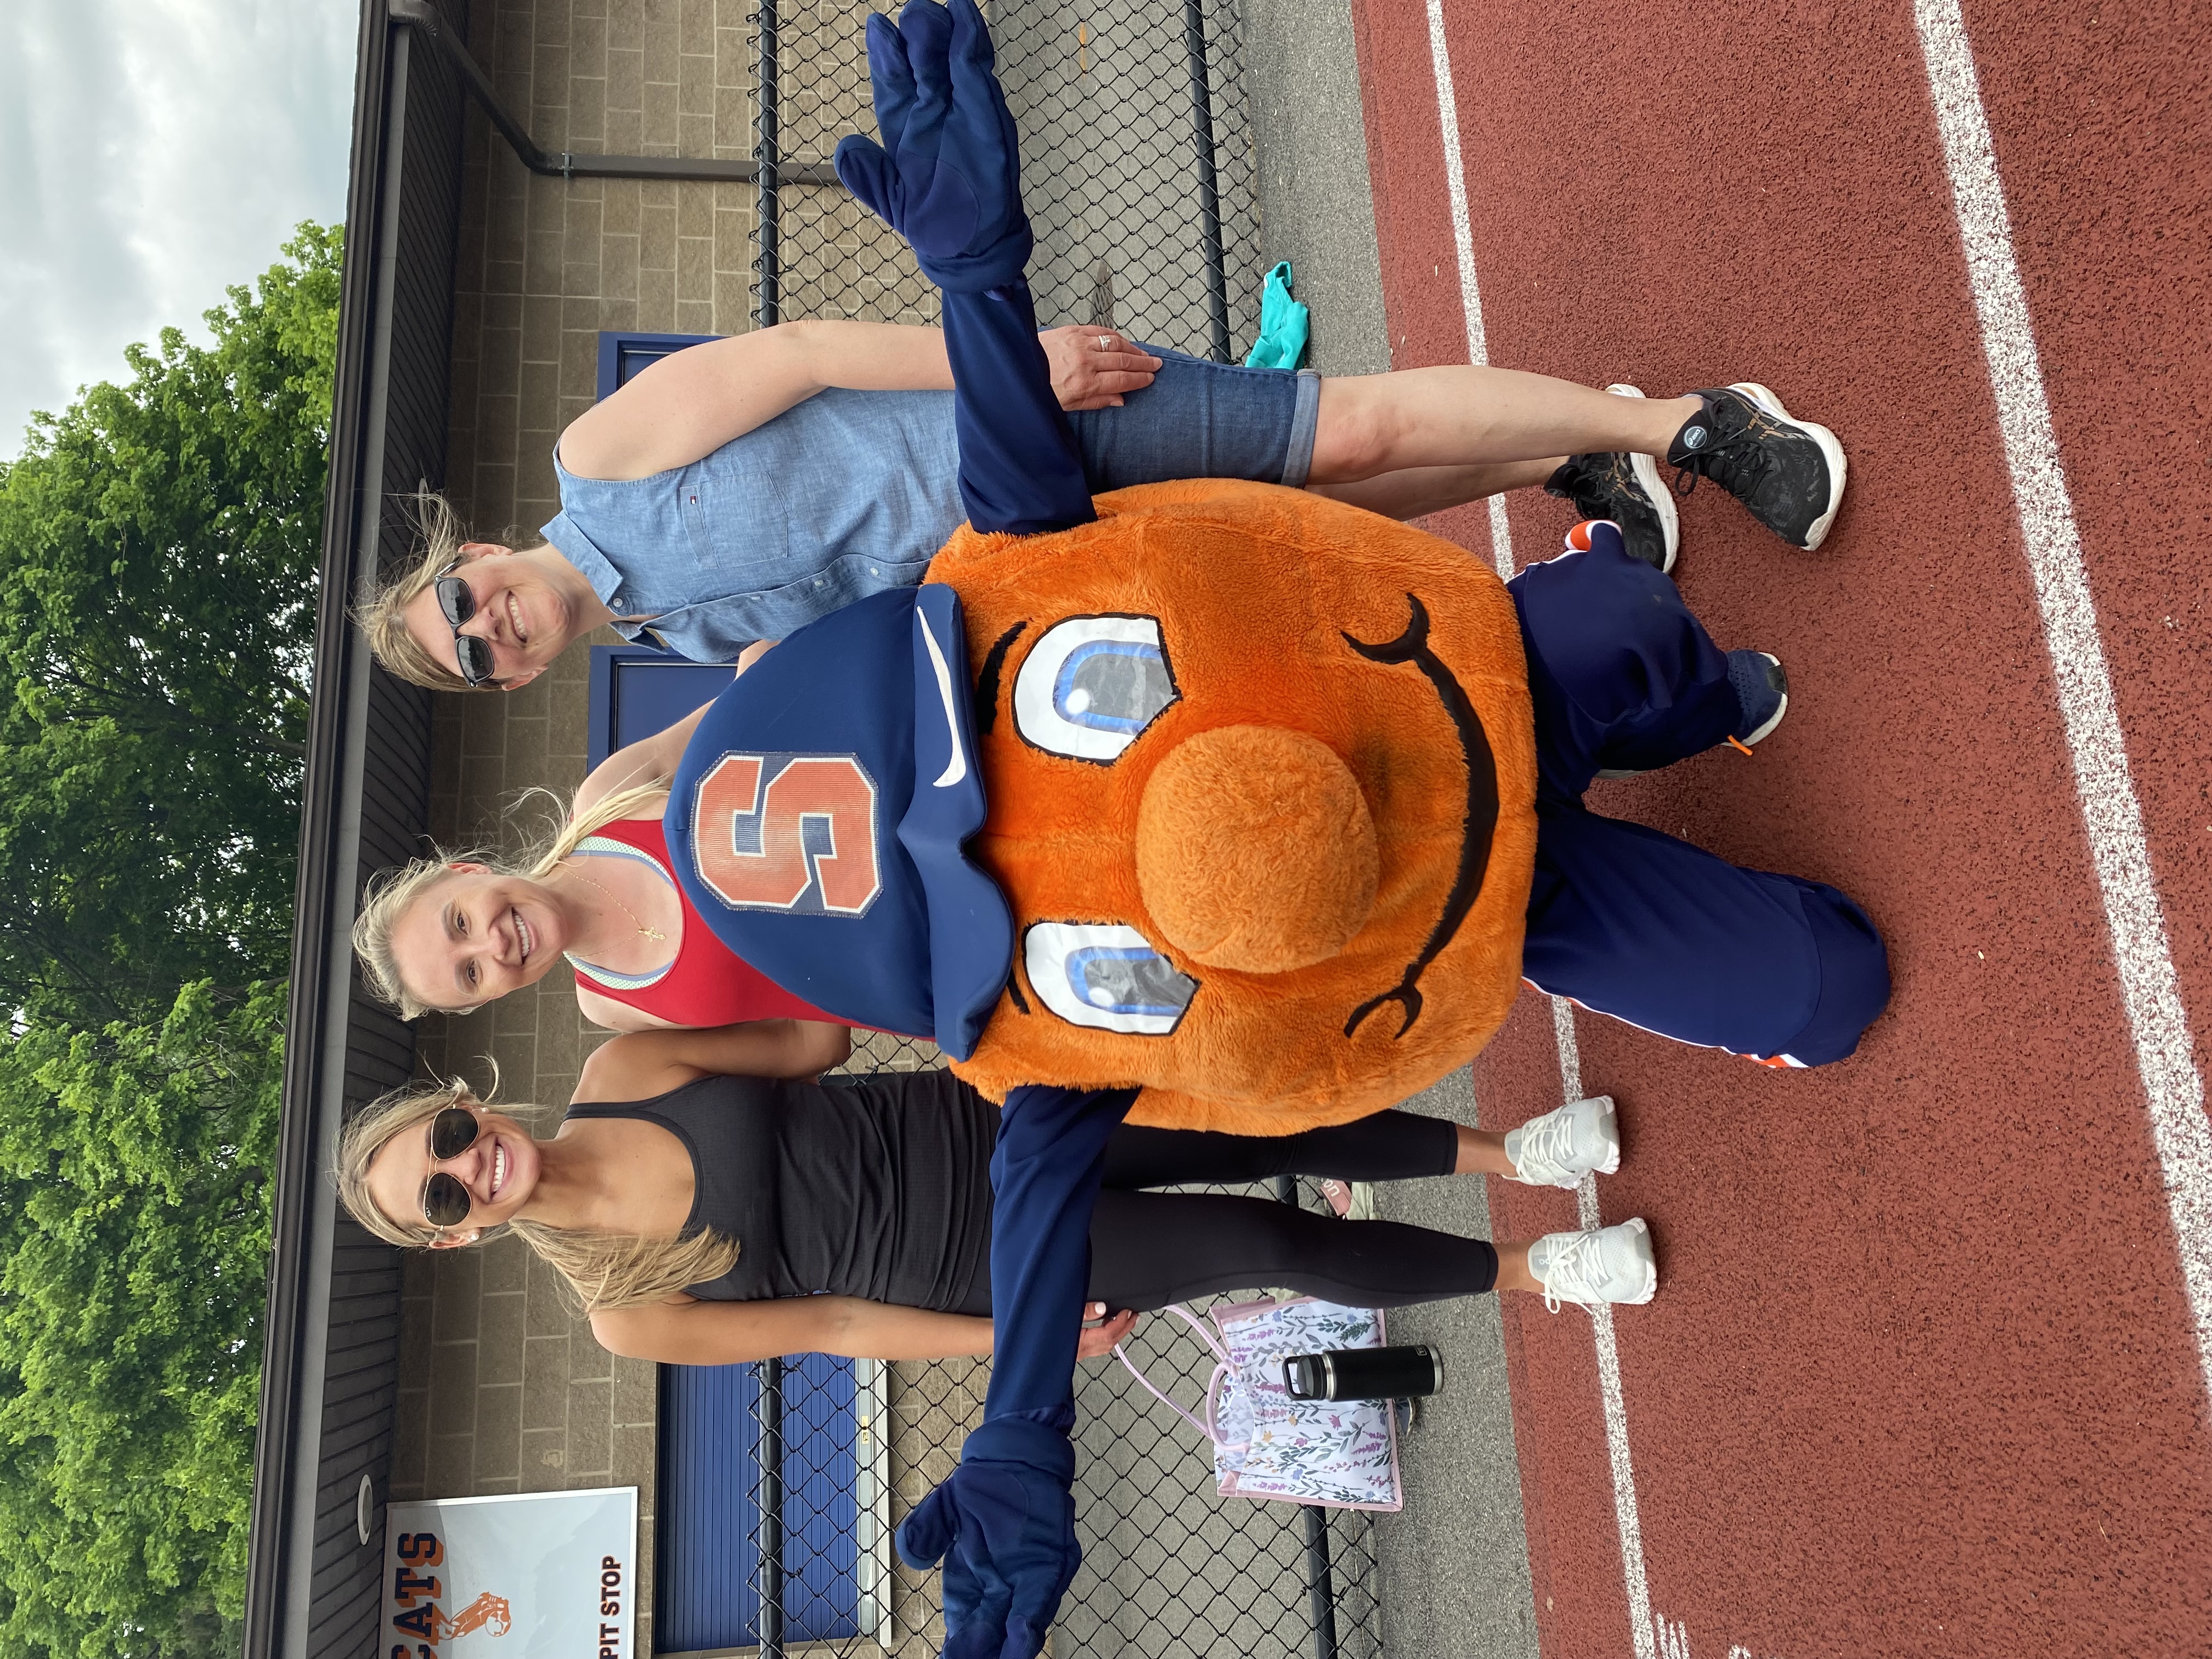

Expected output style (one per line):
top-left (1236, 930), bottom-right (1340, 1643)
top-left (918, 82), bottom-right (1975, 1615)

top-left (935, 478), bottom-right (1537, 1133)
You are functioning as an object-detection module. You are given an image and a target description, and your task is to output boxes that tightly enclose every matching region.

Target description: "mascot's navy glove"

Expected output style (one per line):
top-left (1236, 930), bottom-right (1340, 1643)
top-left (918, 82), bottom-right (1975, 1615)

top-left (838, 0), bottom-right (1093, 535)
top-left (895, 1085), bottom-right (1138, 1658)
top-left (894, 1411), bottom-right (1079, 1659)
top-left (834, 0), bottom-right (1031, 294)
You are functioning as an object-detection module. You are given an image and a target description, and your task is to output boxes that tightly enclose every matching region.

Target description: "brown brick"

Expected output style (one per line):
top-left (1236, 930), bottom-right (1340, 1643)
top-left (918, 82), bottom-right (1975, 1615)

top-left (427, 1434), bottom-right (478, 1499)
top-left (567, 1377), bottom-right (614, 1475)
top-left (675, 298), bottom-right (714, 335)
top-left (678, 109), bottom-right (714, 158)
top-left (390, 1391), bottom-right (431, 1500)
top-left (522, 1331), bottom-right (573, 1429)
top-left (601, 240), bottom-right (640, 300)
top-left (612, 1423), bottom-right (658, 1496)
top-left (677, 235), bottom-right (713, 303)
top-left (605, 103), bottom-right (645, 155)
top-left (428, 1342), bottom-right (478, 1436)
top-left (522, 1425), bottom-right (569, 1477)
top-left (473, 1383), bottom-right (523, 1486)
top-left (607, 45), bottom-right (644, 111)
top-left (526, 228), bottom-right (565, 296)
top-left (570, 9), bottom-right (607, 71)
top-left (678, 0), bottom-right (713, 57)
top-left (477, 1291), bottom-right (528, 1385)
top-left (642, 0), bottom-right (681, 84)
top-left (641, 204), bottom-right (678, 272)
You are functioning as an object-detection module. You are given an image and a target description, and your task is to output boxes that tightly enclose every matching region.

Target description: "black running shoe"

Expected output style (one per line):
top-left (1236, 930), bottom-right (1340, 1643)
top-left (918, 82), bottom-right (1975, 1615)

top-left (1668, 383), bottom-right (1847, 551)
top-left (1544, 385), bottom-right (1678, 573)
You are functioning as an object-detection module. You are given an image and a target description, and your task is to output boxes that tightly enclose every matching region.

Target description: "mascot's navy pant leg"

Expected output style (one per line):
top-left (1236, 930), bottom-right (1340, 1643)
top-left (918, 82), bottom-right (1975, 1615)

top-left (1509, 538), bottom-right (1890, 1066)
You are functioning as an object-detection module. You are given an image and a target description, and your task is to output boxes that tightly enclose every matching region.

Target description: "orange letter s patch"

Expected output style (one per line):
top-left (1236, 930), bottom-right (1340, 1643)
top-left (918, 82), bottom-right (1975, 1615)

top-left (693, 752), bottom-right (882, 917)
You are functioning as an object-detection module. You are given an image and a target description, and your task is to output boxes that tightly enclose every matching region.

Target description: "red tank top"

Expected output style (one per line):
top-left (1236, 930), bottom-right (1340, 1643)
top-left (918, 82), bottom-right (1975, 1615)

top-left (567, 817), bottom-right (841, 1028)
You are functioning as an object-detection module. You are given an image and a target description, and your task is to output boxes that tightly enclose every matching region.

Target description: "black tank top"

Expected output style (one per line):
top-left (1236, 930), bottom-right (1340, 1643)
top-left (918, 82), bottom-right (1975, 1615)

top-left (565, 1069), bottom-right (998, 1311)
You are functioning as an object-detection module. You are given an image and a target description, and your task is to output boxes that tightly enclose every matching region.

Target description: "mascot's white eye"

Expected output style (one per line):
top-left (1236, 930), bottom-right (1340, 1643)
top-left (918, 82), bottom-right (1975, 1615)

top-left (1012, 616), bottom-right (1179, 763)
top-left (1025, 922), bottom-right (1198, 1035)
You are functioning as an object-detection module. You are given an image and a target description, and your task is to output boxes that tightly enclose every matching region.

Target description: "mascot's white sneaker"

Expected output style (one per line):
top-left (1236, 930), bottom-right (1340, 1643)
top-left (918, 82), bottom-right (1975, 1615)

top-left (1504, 1095), bottom-right (1621, 1188)
top-left (1529, 1219), bottom-right (1658, 1312)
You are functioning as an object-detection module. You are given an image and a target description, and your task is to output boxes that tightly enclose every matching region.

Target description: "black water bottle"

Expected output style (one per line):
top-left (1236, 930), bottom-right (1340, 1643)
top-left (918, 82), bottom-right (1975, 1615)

top-left (1280, 1344), bottom-right (1442, 1402)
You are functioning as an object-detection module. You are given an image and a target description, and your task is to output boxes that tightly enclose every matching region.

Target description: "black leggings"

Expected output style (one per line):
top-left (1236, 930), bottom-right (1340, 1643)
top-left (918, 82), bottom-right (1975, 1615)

top-left (959, 1109), bottom-right (1497, 1316)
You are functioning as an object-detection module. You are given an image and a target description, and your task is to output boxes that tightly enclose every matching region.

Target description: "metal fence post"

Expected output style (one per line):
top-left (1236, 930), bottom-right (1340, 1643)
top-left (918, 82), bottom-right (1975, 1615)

top-left (1182, 0), bottom-right (1232, 361)
top-left (1274, 1177), bottom-right (1342, 1659)
top-left (757, 1357), bottom-right (786, 1659)
top-left (755, 0), bottom-right (781, 327)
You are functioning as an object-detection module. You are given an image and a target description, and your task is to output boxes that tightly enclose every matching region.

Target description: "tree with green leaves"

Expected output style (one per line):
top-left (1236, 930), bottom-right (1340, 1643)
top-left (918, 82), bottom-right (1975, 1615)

top-left (0, 223), bottom-right (340, 1657)
top-left (0, 222), bottom-right (337, 1025)
top-left (0, 980), bottom-right (285, 1659)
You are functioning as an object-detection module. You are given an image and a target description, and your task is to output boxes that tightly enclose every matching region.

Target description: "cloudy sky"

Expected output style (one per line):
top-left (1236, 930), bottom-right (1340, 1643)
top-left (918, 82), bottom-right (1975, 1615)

top-left (0, 0), bottom-right (358, 457)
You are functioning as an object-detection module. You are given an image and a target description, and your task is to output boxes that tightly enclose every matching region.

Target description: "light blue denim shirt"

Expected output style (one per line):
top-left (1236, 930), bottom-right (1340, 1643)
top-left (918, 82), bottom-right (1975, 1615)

top-left (543, 386), bottom-right (964, 659)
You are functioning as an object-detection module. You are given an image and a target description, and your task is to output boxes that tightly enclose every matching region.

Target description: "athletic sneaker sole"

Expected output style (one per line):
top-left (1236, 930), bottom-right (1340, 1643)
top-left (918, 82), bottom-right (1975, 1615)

top-left (1604, 383), bottom-right (1680, 573)
top-left (1726, 380), bottom-right (1848, 551)
top-left (1739, 651), bottom-right (1790, 747)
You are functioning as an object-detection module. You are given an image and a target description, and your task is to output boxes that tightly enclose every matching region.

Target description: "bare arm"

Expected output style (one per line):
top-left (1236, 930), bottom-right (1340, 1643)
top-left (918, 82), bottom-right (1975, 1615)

top-left (559, 320), bottom-right (1161, 482)
top-left (593, 1294), bottom-right (995, 1364)
top-left (573, 1022), bottom-right (854, 1099)
top-left (591, 1294), bottom-right (1137, 1365)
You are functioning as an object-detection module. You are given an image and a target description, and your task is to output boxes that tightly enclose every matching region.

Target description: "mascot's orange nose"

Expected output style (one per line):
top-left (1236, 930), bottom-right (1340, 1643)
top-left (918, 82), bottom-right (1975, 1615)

top-left (1135, 725), bottom-right (1379, 974)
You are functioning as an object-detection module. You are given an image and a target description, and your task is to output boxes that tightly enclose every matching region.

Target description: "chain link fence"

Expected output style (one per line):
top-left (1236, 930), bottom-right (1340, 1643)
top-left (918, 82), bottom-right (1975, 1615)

top-left (746, 0), bottom-right (1262, 359)
top-left (658, 1031), bottom-right (1383, 1659)
top-left (650, 5), bottom-right (1381, 1654)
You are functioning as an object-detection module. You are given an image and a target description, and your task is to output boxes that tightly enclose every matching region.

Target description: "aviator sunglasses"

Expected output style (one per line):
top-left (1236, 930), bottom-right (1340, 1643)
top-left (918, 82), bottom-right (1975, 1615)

top-left (433, 561), bottom-right (496, 688)
top-left (419, 1105), bottom-right (489, 1230)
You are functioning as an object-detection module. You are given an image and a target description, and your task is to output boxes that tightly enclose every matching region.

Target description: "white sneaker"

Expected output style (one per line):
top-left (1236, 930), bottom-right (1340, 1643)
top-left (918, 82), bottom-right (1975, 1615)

top-left (1528, 1219), bottom-right (1658, 1312)
top-left (1504, 1096), bottom-right (1621, 1188)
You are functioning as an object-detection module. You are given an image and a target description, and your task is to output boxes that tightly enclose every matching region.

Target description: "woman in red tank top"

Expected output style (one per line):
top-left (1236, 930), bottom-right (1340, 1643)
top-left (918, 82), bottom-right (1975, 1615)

top-left (353, 686), bottom-right (879, 1035)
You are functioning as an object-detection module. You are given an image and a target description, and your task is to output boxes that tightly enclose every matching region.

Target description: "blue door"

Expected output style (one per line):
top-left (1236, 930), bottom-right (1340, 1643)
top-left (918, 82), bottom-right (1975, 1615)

top-left (585, 647), bottom-right (736, 770)
top-left (654, 1357), bottom-right (889, 1652)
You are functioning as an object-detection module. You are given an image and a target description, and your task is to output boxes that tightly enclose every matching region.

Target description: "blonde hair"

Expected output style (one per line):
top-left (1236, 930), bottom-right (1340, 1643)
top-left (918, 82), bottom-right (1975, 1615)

top-left (353, 781), bottom-right (673, 1019)
top-left (334, 1074), bottom-right (741, 1314)
top-left (358, 490), bottom-right (506, 692)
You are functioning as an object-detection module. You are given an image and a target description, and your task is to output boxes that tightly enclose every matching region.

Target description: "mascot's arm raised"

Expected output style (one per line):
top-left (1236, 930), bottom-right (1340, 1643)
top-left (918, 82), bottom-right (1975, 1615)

top-left (833, 0), bottom-right (1094, 538)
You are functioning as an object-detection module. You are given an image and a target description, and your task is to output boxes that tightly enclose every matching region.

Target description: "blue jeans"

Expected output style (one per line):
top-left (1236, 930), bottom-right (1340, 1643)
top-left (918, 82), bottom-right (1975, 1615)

top-left (1067, 347), bottom-right (1323, 490)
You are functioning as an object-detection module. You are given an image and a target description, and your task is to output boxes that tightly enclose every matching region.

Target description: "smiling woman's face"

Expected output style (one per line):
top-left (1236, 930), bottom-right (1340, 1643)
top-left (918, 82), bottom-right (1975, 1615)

top-left (363, 1102), bottom-right (543, 1240)
top-left (388, 865), bottom-right (571, 1012)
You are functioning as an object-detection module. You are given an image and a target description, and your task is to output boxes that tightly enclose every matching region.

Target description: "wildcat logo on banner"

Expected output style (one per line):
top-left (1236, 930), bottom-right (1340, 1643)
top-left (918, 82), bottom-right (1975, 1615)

top-left (382, 1487), bottom-right (637, 1658)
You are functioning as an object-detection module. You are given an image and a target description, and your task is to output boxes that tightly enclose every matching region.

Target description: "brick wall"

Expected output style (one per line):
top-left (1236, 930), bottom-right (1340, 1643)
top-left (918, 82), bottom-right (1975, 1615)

top-left (382, 15), bottom-right (968, 1653)
top-left (388, 5), bottom-right (777, 1650)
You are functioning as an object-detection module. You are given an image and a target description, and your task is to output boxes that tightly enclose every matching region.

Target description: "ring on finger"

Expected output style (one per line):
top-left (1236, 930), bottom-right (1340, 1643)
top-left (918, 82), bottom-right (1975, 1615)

top-left (1096, 334), bottom-right (1114, 351)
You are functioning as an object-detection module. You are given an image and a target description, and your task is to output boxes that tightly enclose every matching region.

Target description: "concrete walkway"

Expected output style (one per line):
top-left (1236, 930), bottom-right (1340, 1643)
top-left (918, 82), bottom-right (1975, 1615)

top-left (1241, 4), bottom-right (1542, 1650)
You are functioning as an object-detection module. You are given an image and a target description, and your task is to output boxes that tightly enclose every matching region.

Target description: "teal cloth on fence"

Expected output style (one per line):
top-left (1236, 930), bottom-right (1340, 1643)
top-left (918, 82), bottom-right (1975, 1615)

top-left (1244, 260), bottom-right (1310, 370)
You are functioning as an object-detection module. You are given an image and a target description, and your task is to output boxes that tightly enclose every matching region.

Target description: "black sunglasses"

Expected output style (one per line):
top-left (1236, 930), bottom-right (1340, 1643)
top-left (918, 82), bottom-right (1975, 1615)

top-left (419, 1105), bottom-right (484, 1230)
top-left (434, 561), bottom-right (496, 688)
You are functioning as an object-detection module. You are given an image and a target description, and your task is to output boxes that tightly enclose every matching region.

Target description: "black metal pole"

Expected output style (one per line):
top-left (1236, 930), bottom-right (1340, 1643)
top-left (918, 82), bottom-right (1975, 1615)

top-left (755, 0), bottom-right (782, 327)
top-left (387, 0), bottom-right (836, 185)
top-left (1181, 0), bottom-right (1232, 362)
top-left (1274, 1177), bottom-right (1341, 1659)
top-left (757, 1357), bottom-right (786, 1659)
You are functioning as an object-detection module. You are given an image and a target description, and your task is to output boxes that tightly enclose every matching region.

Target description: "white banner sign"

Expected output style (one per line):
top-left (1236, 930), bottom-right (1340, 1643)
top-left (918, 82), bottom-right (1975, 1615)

top-left (383, 1487), bottom-right (638, 1659)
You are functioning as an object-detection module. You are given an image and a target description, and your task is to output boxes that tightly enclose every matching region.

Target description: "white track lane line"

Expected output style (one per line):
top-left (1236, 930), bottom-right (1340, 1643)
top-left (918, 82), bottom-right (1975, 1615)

top-left (1914, 0), bottom-right (2212, 1398)
top-left (1551, 995), bottom-right (1658, 1659)
top-left (1421, 0), bottom-right (1515, 579)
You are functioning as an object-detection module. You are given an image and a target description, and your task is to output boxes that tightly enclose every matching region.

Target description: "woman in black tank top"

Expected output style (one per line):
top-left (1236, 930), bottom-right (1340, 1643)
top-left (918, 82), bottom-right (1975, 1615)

top-left (336, 1019), bottom-right (1637, 1367)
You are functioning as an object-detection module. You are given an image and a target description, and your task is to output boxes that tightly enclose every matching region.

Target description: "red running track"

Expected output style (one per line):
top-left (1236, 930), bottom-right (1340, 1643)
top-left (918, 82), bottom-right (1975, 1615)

top-left (1344, 1), bottom-right (2212, 1654)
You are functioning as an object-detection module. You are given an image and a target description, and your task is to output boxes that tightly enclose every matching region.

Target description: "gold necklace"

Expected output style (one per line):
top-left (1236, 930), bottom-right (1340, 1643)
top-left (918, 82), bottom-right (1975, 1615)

top-left (565, 867), bottom-right (669, 943)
